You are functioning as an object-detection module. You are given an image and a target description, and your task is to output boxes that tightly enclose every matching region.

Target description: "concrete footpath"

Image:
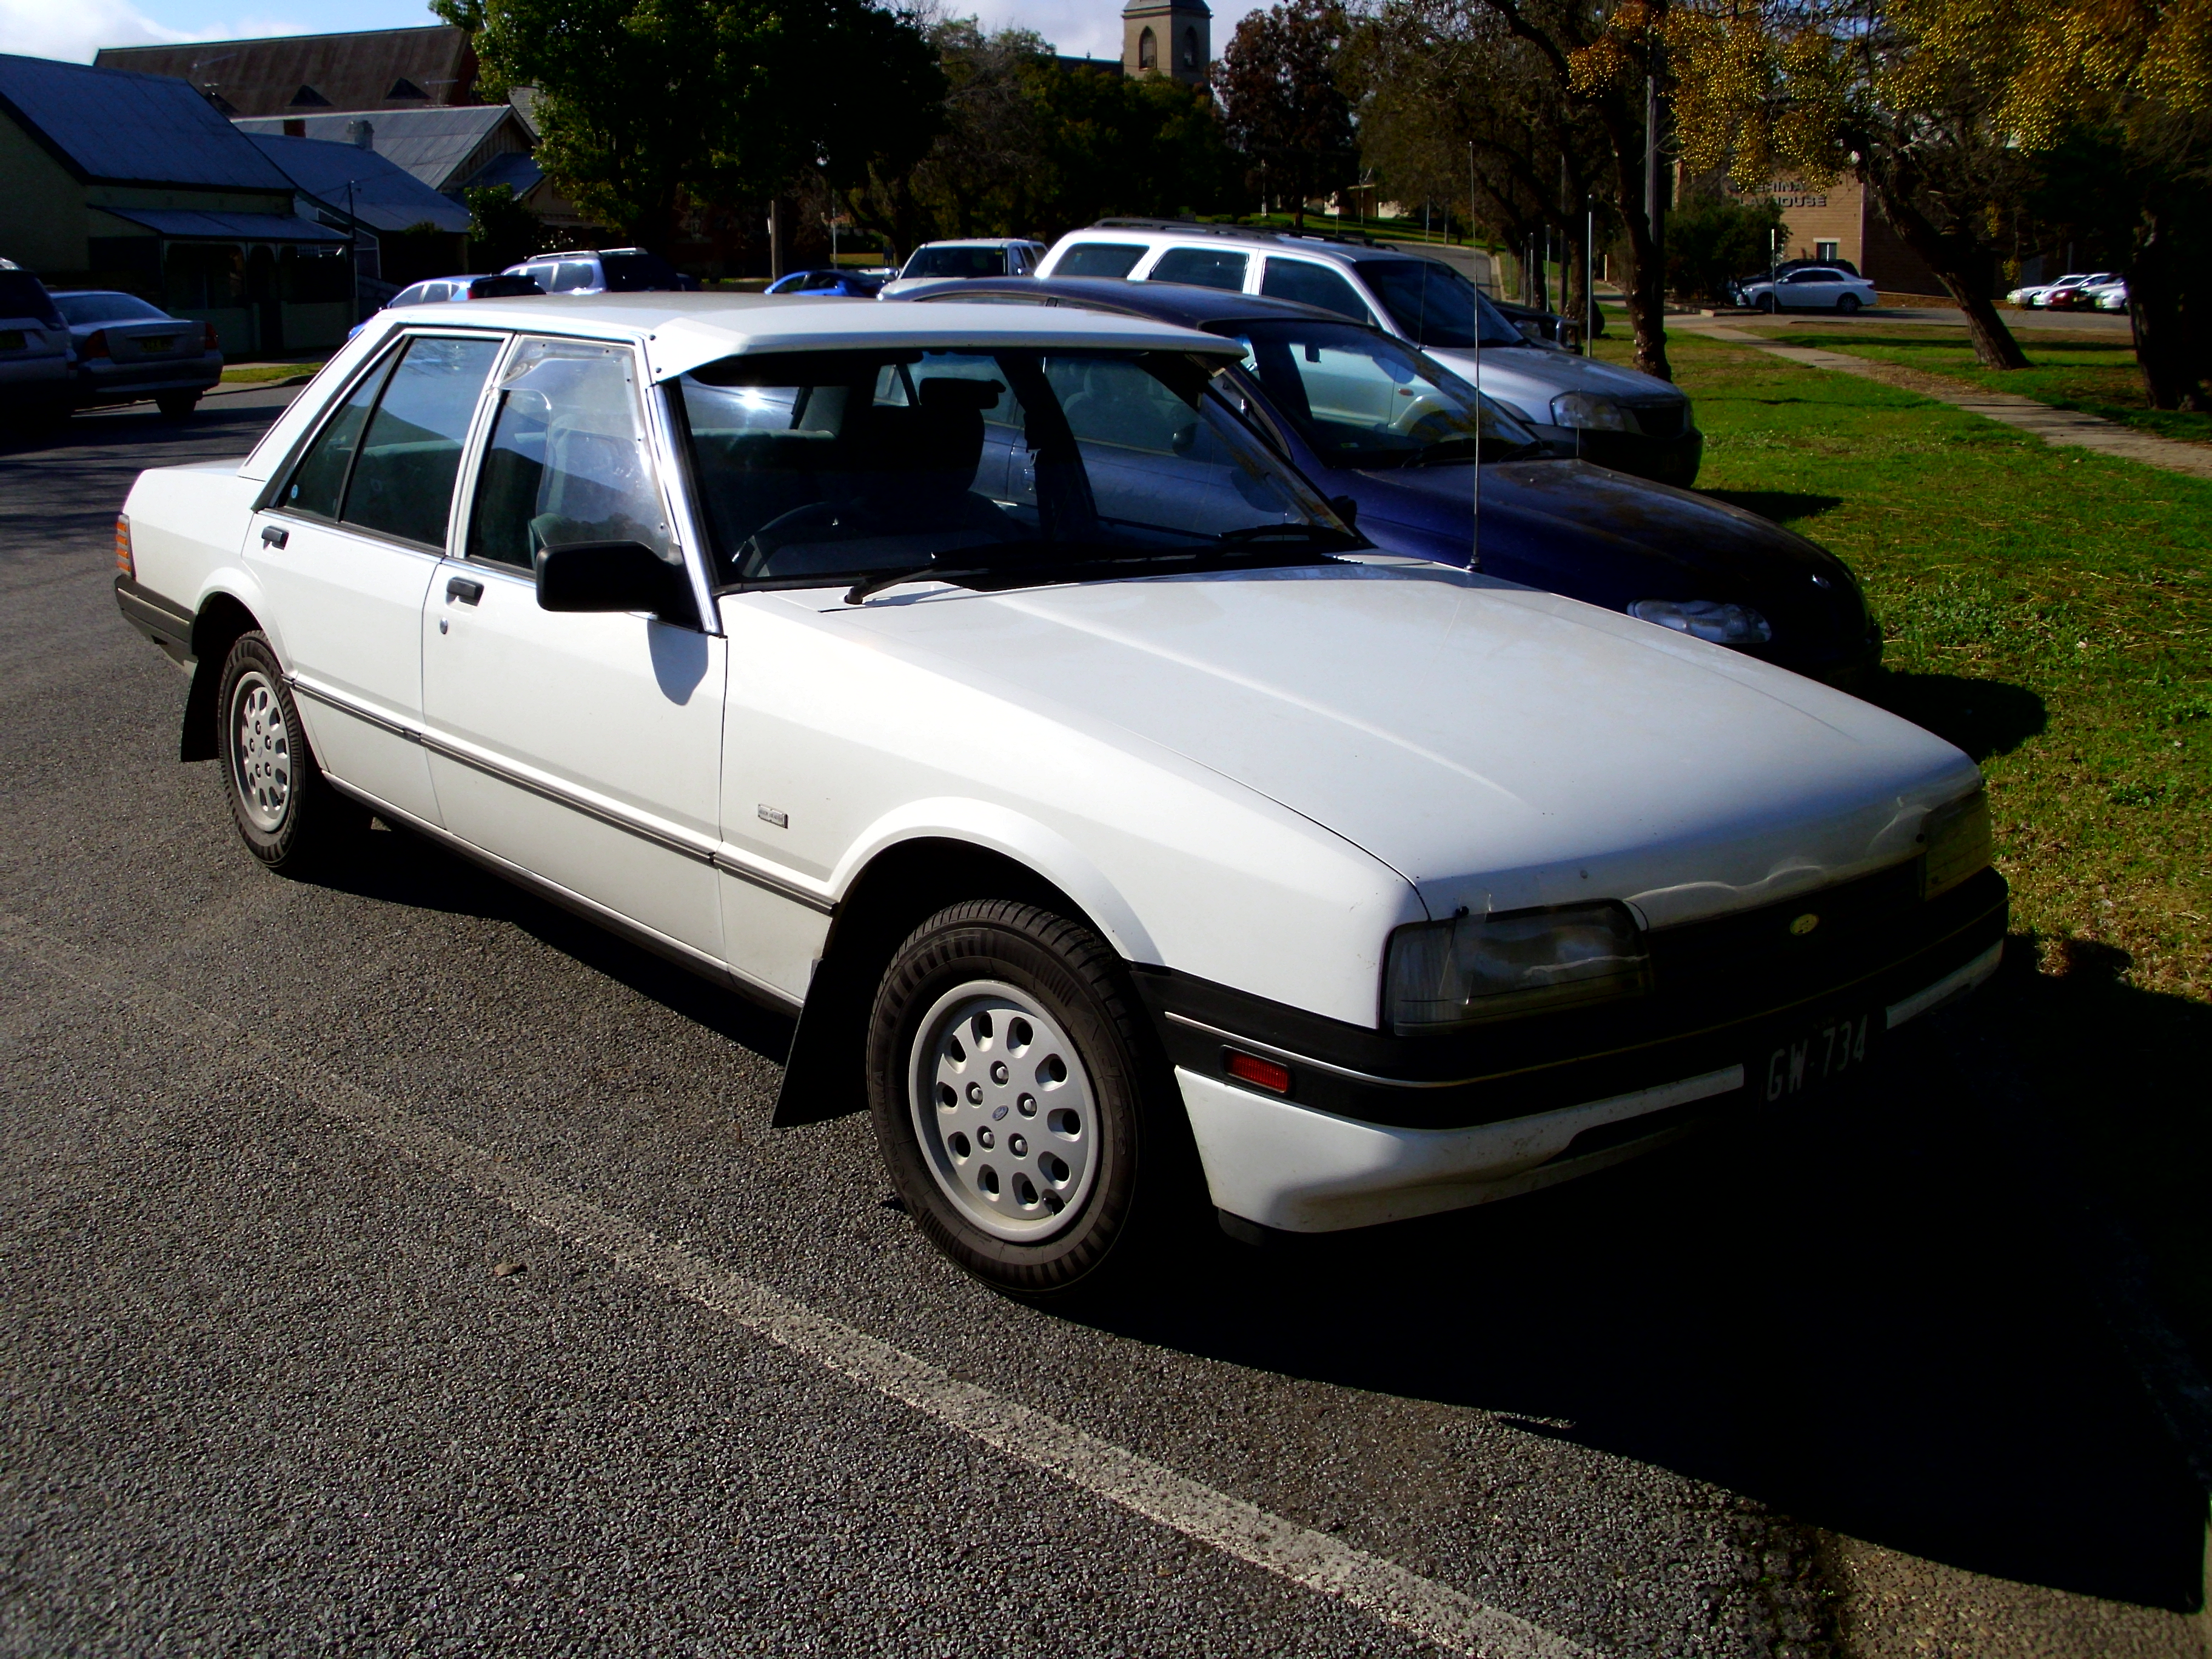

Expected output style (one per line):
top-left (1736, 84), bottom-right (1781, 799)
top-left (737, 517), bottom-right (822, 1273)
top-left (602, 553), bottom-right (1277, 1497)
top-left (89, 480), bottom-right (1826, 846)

top-left (1672, 318), bottom-right (2212, 482)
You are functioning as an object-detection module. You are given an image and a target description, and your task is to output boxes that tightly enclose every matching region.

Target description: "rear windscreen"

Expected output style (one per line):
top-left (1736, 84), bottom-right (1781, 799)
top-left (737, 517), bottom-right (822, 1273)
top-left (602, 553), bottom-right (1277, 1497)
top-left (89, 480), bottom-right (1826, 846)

top-left (0, 272), bottom-right (62, 327)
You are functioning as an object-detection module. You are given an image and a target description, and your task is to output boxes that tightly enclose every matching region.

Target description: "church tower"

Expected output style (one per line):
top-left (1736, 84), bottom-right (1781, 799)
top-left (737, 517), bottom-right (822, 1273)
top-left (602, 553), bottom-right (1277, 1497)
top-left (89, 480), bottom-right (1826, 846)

top-left (1122, 0), bottom-right (1211, 86)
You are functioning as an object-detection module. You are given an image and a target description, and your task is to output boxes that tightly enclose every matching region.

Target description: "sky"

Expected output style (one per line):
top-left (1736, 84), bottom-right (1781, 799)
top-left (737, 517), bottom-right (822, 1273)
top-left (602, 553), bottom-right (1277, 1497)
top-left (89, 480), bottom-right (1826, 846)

top-left (4, 0), bottom-right (1262, 70)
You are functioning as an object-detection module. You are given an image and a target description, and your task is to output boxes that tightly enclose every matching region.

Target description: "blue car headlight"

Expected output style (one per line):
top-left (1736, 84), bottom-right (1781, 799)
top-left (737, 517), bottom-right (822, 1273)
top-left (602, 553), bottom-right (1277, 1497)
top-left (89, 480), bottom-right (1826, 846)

top-left (1628, 598), bottom-right (1774, 645)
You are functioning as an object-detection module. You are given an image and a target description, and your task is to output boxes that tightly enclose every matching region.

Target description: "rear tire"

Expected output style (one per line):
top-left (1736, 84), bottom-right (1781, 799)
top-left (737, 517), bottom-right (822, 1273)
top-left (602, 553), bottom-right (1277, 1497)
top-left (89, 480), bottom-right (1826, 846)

top-left (1757, 293), bottom-right (1777, 313)
top-left (866, 899), bottom-right (1196, 1301)
top-left (156, 392), bottom-right (199, 420)
top-left (216, 631), bottom-right (365, 873)
top-left (1835, 293), bottom-right (1862, 315)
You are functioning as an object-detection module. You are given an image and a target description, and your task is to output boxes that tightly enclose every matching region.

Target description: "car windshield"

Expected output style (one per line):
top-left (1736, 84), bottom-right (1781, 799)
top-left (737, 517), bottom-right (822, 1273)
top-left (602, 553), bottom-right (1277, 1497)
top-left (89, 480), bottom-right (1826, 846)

top-left (55, 292), bottom-right (167, 326)
top-left (673, 346), bottom-right (1352, 590)
top-left (599, 252), bottom-right (686, 291)
top-left (1358, 260), bottom-right (1524, 349)
top-left (903, 247), bottom-right (1010, 280)
top-left (1227, 321), bottom-right (1542, 470)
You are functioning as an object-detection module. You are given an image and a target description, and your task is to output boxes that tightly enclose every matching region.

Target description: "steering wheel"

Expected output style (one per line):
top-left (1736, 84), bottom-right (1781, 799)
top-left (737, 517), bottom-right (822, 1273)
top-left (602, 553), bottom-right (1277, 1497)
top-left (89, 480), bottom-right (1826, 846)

top-left (736, 501), bottom-right (846, 578)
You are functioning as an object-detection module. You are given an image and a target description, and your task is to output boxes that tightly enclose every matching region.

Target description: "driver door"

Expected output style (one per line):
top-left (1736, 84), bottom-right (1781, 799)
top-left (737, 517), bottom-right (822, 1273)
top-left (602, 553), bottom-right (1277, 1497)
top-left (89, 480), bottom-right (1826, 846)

top-left (421, 336), bottom-right (728, 960)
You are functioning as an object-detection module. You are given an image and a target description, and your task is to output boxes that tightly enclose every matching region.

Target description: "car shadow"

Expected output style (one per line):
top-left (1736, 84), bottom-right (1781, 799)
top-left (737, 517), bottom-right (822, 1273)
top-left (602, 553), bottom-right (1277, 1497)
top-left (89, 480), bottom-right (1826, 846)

top-left (1698, 488), bottom-right (1845, 525)
top-left (1073, 951), bottom-right (2211, 1613)
top-left (1865, 670), bottom-right (2049, 762)
top-left (298, 819), bottom-right (797, 1062)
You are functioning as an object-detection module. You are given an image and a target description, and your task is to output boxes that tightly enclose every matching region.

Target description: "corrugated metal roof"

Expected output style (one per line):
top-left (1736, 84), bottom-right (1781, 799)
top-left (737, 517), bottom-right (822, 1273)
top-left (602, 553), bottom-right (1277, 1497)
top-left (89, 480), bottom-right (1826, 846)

top-left (457, 150), bottom-right (544, 199)
top-left (95, 27), bottom-right (478, 120)
top-left (234, 105), bottom-right (523, 192)
top-left (0, 51), bottom-right (297, 190)
top-left (247, 133), bottom-right (471, 233)
top-left (101, 207), bottom-right (348, 243)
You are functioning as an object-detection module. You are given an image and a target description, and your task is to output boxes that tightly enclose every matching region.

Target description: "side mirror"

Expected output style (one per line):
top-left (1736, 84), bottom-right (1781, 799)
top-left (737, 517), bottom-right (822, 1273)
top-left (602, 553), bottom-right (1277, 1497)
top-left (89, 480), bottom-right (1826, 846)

top-left (1328, 494), bottom-right (1359, 531)
top-left (535, 540), bottom-right (700, 629)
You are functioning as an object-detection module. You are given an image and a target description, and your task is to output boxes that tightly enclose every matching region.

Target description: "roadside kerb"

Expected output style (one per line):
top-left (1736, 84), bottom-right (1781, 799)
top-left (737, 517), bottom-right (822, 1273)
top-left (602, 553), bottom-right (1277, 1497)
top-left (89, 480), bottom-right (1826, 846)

top-left (1671, 318), bottom-right (2212, 481)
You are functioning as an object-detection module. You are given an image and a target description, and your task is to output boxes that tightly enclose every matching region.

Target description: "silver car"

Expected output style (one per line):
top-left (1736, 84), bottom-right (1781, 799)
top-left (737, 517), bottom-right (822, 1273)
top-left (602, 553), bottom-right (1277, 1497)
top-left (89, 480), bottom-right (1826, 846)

top-left (0, 263), bottom-right (72, 424)
top-left (51, 290), bottom-right (222, 419)
top-left (1737, 266), bottom-right (1879, 315)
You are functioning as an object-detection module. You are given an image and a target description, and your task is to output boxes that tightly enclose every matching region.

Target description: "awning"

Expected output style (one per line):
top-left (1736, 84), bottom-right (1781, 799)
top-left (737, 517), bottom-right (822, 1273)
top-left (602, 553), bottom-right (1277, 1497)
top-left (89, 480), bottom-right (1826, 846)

top-left (99, 208), bottom-right (348, 245)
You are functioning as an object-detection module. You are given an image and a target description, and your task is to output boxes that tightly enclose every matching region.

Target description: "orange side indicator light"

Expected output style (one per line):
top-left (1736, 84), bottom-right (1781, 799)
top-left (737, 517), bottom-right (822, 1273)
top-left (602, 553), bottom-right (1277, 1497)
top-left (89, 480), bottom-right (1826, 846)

top-left (115, 514), bottom-right (133, 581)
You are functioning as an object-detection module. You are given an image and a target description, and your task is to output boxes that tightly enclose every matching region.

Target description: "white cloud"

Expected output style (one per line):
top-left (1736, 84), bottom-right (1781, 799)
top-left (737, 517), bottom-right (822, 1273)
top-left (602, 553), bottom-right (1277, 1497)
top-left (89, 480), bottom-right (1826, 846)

top-left (0, 0), bottom-right (318, 64)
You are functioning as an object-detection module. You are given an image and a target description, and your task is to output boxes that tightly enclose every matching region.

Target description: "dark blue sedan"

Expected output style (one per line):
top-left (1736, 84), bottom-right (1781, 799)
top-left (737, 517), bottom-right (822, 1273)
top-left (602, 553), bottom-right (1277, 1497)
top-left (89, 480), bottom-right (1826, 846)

top-left (898, 276), bottom-right (1881, 688)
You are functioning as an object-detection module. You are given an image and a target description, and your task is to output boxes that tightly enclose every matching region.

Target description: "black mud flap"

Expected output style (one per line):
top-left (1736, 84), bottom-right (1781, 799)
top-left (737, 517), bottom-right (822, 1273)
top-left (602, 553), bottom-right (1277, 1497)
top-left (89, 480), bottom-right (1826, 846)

top-left (769, 954), bottom-right (870, 1128)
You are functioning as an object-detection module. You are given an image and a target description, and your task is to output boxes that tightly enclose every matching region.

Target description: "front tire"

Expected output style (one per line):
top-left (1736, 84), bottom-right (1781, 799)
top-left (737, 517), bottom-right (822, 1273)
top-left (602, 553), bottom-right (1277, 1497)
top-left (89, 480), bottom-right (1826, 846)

top-left (1757, 293), bottom-right (1777, 313)
top-left (1835, 293), bottom-right (1862, 315)
top-left (216, 631), bottom-right (364, 872)
top-left (866, 900), bottom-right (1191, 1300)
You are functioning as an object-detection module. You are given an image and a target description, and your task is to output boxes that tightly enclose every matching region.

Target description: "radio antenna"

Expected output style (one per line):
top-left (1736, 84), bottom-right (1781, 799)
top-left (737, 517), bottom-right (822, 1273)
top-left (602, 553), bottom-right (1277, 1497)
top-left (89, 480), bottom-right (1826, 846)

top-left (1468, 141), bottom-right (1481, 573)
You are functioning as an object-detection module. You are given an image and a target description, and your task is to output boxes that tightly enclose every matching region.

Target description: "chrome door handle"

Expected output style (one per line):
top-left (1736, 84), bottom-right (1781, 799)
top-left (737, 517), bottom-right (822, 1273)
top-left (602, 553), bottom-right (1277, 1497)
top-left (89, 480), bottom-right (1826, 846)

top-left (445, 577), bottom-right (484, 606)
top-left (260, 525), bottom-right (287, 549)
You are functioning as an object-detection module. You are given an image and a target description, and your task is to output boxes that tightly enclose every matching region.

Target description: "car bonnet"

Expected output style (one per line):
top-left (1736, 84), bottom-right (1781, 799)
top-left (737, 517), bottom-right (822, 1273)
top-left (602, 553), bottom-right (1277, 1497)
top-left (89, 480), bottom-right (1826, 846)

top-left (823, 561), bottom-right (1976, 929)
top-left (1421, 341), bottom-right (1680, 402)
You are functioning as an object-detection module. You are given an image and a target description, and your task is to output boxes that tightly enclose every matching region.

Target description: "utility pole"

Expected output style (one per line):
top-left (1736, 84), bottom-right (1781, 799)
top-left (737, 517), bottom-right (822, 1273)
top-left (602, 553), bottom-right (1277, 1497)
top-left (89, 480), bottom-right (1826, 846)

top-left (1586, 195), bottom-right (1597, 352)
top-left (1644, 75), bottom-right (1658, 231)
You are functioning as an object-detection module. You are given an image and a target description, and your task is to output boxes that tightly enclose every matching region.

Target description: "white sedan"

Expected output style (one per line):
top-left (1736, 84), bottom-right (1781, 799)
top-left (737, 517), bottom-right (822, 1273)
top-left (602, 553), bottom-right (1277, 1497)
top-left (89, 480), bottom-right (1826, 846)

top-left (1740, 267), bottom-right (1880, 313)
top-left (112, 295), bottom-right (2006, 1296)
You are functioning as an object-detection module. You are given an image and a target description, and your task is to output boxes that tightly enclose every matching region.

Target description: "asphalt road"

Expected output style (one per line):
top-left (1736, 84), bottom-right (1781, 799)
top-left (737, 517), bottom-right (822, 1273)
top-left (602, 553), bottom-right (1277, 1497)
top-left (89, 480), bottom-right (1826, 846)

top-left (2, 389), bottom-right (2207, 1658)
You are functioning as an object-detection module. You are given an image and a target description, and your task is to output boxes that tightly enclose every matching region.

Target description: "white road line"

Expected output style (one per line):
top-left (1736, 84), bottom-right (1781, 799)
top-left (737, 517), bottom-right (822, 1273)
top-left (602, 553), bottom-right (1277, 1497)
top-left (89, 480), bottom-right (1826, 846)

top-left (0, 913), bottom-right (1595, 1659)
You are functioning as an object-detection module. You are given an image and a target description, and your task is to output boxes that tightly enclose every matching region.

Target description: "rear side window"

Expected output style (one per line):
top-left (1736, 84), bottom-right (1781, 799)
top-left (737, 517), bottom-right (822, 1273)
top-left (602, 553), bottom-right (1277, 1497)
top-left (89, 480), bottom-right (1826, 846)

top-left (1053, 243), bottom-right (1145, 279)
top-left (468, 338), bottom-right (671, 571)
top-left (1148, 248), bottom-right (1248, 292)
top-left (0, 271), bottom-right (64, 328)
top-left (281, 335), bottom-right (500, 545)
top-left (549, 261), bottom-right (600, 292)
top-left (1259, 260), bottom-right (1370, 321)
top-left (599, 251), bottom-right (687, 291)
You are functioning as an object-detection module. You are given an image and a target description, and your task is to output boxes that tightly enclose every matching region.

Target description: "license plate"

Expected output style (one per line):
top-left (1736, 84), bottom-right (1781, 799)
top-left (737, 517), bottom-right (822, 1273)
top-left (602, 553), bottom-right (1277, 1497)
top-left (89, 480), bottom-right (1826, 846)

top-left (141, 336), bottom-right (179, 353)
top-left (1760, 1011), bottom-right (1874, 1101)
top-left (0, 330), bottom-right (22, 352)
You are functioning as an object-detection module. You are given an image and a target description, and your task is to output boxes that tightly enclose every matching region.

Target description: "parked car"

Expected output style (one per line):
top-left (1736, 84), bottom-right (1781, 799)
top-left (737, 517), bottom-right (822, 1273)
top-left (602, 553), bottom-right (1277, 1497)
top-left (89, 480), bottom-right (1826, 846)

top-left (1036, 220), bottom-right (1702, 486)
top-left (0, 261), bottom-right (72, 424)
top-left (1734, 267), bottom-right (1880, 314)
top-left (1727, 258), bottom-right (1862, 305)
top-left (48, 289), bottom-right (222, 418)
top-left (765, 267), bottom-right (889, 297)
top-left (896, 275), bottom-right (1882, 688)
top-left (112, 294), bottom-right (2005, 1294)
top-left (347, 273), bottom-right (547, 341)
top-left (502, 248), bottom-right (697, 295)
top-left (2047, 276), bottom-right (2123, 313)
top-left (2007, 272), bottom-right (2117, 309)
top-left (882, 240), bottom-right (1048, 292)
top-left (2096, 280), bottom-right (2130, 313)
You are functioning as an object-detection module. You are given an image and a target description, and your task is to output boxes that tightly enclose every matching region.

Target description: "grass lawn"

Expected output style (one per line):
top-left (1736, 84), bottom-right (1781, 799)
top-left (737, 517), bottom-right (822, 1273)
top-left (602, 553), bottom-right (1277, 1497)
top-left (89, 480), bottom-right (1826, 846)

top-left (1594, 326), bottom-right (2212, 1361)
top-left (220, 361), bottom-right (324, 384)
top-left (1736, 321), bottom-right (2212, 449)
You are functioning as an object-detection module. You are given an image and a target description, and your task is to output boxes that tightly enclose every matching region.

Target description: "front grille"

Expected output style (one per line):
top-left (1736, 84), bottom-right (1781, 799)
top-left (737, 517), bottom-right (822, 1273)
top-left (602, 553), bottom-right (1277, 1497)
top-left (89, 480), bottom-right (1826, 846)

top-left (1626, 402), bottom-right (1687, 440)
top-left (1647, 858), bottom-right (1924, 994)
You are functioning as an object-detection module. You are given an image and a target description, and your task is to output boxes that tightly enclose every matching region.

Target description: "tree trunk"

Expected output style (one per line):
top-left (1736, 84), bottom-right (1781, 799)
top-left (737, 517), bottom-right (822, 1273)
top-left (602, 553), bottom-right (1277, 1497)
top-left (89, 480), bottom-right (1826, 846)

top-left (1601, 117), bottom-right (1670, 380)
top-left (1866, 176), bottom-right (2029, 370)
top-left (2128, 210), bottom-right (2210, 412)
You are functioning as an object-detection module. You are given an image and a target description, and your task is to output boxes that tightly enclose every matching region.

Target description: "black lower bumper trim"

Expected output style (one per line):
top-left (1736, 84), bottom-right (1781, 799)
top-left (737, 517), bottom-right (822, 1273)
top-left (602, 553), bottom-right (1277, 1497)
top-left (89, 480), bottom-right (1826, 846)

top-left (115, 575), bottom-right (195, 660)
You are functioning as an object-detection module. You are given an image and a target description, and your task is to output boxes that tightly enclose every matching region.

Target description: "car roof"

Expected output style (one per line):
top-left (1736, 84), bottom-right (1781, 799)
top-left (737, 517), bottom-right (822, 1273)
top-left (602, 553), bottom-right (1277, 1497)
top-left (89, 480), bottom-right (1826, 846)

top-left (914, 239), bottom-right (1037, 249)
top-left (893, 274), bottom-right (1357, 332)
top-left (352, 291), bottom-right (1241, 382)
top-left (1061, 220), bottom-right (1419, 267)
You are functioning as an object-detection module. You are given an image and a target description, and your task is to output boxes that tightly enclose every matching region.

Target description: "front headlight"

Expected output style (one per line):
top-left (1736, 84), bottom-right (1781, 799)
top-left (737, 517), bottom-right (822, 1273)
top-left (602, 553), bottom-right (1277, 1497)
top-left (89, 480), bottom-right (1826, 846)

top-left (1921, 788), bottom-right (1992, 898)
top-left (1550, 391), bottom-right (1629, 431)
top-left (1627, 598), bottom-right (1774, 645)
top-left (1385, 902), bottom-right (1651, 1033)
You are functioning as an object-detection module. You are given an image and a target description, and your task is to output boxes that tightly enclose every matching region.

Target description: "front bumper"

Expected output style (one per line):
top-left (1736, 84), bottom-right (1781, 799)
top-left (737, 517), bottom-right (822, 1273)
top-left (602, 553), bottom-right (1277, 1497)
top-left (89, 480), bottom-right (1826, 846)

top-left (1142, 861), bottom-right (2008, 1231)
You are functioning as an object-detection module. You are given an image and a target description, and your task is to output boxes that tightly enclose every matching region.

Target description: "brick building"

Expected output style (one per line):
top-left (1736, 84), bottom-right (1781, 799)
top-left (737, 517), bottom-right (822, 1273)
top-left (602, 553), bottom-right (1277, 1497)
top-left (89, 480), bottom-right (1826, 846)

top-left (1711, 172), bottom-right (1943, 295)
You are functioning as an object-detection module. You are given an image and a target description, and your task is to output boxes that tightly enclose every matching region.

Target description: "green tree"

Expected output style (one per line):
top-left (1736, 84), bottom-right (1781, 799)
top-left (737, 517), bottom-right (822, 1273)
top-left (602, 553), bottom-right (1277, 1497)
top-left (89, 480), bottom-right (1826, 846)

top-left (1664, 181), bottom-right (1786, 300)
top-left (439, 0), bottom-right (944, 258)
top-left (1216, 0), bottom-right (1358, 229)
top-left (464, 183), bottom-right (551, 270)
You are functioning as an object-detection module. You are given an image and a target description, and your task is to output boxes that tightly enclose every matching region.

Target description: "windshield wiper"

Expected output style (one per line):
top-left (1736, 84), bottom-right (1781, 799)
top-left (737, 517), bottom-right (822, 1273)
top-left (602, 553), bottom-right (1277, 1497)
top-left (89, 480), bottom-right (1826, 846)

top-left (843, 559), bottom-right (999, 605)
top-left (1212, 523), bottom-right (1362, 548)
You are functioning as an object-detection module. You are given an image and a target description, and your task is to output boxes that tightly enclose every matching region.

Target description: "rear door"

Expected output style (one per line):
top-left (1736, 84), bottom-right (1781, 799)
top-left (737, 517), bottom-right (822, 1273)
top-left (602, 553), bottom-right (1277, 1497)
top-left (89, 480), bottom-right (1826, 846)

top-left (420, 335), bottom-right (728, 960)
top-left (247, 330), bottom-right (504, 823)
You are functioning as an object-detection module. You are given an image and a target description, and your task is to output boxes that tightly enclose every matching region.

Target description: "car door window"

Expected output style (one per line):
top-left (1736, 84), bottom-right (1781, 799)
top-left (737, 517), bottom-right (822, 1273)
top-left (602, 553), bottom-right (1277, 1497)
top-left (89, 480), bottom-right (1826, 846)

top-left (281, 348), bottom-right (400, 520)
top-left (1259, 259), bottom-right (1371, 321)
top-left (1054, 243), bottom-right (1145, 278)
top-left (551, 261), bottom-right (599, 293)
top-left (468, 337), bottom-right (673, 572)
top-left (340, 335), bottom-right (502, 548)
top-left (1148, 248), bottom-right (1249, 292)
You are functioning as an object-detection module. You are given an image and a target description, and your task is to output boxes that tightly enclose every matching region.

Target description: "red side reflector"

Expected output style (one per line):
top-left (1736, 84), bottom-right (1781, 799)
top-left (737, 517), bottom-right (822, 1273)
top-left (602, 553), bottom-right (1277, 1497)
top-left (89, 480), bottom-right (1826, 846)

top-left (114, 514), bottom-right (133, 580)
top-left (1224, 1050), bottom-right (1290, 1094)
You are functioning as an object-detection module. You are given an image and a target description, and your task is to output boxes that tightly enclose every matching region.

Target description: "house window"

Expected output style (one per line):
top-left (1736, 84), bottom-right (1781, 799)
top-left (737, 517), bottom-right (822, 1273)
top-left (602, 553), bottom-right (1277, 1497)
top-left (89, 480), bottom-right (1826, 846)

top-left (1138, 26), bottom-right (1157, 68)
top-left (1815, 241), bottom-right (1839, 263)
top-left (1182, 27), bottom-right (1198, 67)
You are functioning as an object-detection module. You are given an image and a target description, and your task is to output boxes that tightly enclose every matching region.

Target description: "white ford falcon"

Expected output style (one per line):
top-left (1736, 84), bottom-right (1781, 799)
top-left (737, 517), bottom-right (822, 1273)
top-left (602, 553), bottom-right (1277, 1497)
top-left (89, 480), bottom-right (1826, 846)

top-left (114, 294), bottom-right (2005, 1296)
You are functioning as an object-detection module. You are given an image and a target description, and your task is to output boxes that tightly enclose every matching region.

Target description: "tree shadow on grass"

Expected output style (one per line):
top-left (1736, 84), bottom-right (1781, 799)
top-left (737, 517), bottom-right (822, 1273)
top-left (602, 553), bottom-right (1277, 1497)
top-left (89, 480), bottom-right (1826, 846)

top-left (1698, 488), bottom-right (1845, 525)
top-left (1866, 670), bottom-right (2048, 762)
top-left (1074, 947), bottom-right (2212, 1614)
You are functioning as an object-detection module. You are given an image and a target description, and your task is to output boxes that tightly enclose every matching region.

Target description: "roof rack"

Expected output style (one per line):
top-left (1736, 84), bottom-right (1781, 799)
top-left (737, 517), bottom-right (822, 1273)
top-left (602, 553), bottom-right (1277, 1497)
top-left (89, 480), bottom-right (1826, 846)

top-left (1089, 217), bottom-right (1386, 250)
